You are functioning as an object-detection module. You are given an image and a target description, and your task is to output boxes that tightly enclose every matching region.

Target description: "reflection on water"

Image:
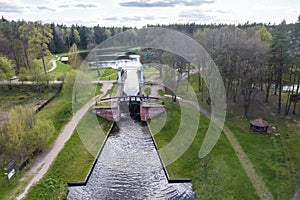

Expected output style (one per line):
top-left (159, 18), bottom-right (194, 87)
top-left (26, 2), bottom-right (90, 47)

top-left (68, 116), bottom-right (195, 199)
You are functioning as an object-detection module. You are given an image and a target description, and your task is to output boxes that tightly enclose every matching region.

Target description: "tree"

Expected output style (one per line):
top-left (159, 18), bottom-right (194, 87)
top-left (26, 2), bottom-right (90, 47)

top-left (6, 106), bottom-right (54, 163)
top-left (18, 22), bottom-right (53, 69)
top-left (0, 124), bottom-right (8, 166)
top-left (30, 118), bottom-right (54, 152)
top-left (72, 28), bottom-right (81, 45)
top-left (68, 43), bottom-right (82, 68)
top-left (0, 56), bottom-right (14, 83)
top-left (256, 26), bottom-right (272, 43)
top-left (7, 106), bottom-right (36, 162)
top-left (270, 20), bottom-right (291, 114)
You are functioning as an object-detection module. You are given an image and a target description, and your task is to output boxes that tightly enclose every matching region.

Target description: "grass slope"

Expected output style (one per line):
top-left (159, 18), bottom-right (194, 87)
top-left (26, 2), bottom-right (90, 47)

top-left (151, 100), bottom-right (259, 199)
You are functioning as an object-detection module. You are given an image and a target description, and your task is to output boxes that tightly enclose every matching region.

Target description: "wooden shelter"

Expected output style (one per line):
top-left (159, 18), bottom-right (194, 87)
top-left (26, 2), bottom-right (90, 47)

top-left (250, 118), bottom-right (269, 133)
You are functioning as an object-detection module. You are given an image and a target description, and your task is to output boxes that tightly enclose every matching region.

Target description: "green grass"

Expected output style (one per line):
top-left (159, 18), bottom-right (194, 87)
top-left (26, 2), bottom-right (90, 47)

top-left (36, 70), bottom-right (75, 142)
top-left (23, 110), bottom-right (112, 199)
top-left (51, 61), bottom-right (71, 74)
top-left (187, 73), bottom-right (299, 199)
top-left (151, 100), bottom-right (259, 199)
top-left (144, 87), bottom-right (151, 96)
top-left (0, 84), bottom-right (60, 112)
top-left (157, 89), bottom-right (164, 96)
top-left (88, 68), bottom-right (118, 81)
top-left (94, 83), bottom-right (103, 96)
top-left (0, 67), bottom-right (75, 199)
top-left (225, 112), bottom-right (298, 199)
top-left (23, 131), bottom-right (96, 200)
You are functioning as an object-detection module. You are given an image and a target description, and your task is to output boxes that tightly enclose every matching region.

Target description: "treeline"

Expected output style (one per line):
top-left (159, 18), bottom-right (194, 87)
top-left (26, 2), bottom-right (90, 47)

top-left (0, 17), bottom-right (132, 75)
top-left (195, 19), bottom-right (300, 116)
top-left (0, 16), bottom-right (300, 117)
top-left (155, 19), bottom-right (300, 117)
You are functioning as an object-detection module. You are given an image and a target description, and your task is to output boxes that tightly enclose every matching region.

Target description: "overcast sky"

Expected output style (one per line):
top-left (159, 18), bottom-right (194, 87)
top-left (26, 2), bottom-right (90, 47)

top-left (0, 0), bottom-right (299, 27)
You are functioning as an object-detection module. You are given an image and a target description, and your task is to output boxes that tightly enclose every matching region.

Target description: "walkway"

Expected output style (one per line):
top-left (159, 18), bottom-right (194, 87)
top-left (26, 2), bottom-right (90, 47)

top-left (16, 81), bottom-right (114, 200)
top-left (183, 99), bottom-right (274, 200)
top-left (47, 58), bottom-right (58, 73)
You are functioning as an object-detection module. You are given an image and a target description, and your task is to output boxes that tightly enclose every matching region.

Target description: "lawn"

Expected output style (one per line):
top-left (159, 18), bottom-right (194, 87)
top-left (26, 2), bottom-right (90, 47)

top-left (49, 60), bottom-right (72, 81)
top-left (88, 68), bottom-right (118, 81)
top-left (186, 73), bottom-right (300, 199)
top-left (226, 112), bottom-right (299, 199)
top-left (150, 100), bottom-right (259, 199)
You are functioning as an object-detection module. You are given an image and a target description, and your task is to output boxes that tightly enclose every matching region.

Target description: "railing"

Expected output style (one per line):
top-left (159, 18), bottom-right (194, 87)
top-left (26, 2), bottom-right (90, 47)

top-left (99, 95), bottom-right (160, 102)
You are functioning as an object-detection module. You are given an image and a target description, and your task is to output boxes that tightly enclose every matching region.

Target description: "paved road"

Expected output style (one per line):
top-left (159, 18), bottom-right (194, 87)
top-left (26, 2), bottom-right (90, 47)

top-left (182, 99), bottom-right (274, 200)
top-left (16, 82), bottom-right (113, 200)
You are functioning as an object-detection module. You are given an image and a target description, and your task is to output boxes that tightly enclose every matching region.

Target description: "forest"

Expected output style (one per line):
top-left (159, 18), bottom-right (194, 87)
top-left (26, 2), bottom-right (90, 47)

top-left (0, 16), bottom-right (299, 118)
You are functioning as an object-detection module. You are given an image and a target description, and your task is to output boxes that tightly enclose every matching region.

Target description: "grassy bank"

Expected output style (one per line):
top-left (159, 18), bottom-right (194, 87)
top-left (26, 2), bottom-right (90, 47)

top-left (0, 84), bottom-right (60, 112)
top-left (186, 74), bottom-right (299, 199)
top-left (150, 100), bottom-right (259, 199)
top-left (36, 69), bottom-right (74, 144)
top-left (20, 77), bottom-right (112, 199)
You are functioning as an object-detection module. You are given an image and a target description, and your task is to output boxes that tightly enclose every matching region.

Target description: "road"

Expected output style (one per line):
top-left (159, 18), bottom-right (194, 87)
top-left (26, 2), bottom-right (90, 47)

top-left (16, 81), bottom-right (114, 200)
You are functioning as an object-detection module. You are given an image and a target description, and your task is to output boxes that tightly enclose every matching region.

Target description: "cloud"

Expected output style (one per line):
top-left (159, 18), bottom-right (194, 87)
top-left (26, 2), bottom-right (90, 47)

top-left (73, 3), bottom-right (98, 8)
top-left (119, 0), bottom-right (215, 8)
top-left (0, 2), bottom-right (24, 13)
top-left (179, 9), bottom-right (216, 21)
top-left (103, 15), bottom-right (167, 23)
top-left (37, 6), bottom-right (55, 12)
top-left (56, 2), bottom-right (99, 9)
top-left (103, 17), bottom-right (119, 21)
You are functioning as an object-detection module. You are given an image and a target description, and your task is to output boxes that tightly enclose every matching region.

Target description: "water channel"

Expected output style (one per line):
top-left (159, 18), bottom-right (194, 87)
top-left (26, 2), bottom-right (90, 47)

top-left (68, 59), bottom-right (195, 199)
top-left (67, 117), bottom-right (194, 199)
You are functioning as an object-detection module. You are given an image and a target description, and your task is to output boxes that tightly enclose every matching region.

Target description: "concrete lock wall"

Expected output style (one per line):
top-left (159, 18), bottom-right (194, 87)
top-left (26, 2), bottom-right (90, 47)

top-left (140, 105), bottom-right (166, 121)
top-left (92, 106), bottom-right (120, 121)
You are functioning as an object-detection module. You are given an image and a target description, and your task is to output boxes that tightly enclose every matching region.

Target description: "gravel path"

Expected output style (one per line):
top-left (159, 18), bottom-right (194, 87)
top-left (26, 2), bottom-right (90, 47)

top-left (16, 81), bottom-right (114, 200)
top-left (182, 99), bottom-right (274, 200)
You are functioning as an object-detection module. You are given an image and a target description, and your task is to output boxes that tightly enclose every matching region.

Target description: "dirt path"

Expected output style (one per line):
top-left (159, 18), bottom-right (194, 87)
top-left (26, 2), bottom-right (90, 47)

top-left (16, 81), bottom-right (114, 200)
top-left (183, 99), bottom-right (274, 200)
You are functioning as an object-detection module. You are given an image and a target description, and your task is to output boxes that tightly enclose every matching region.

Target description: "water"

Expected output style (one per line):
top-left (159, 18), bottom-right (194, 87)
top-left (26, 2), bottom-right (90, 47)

top-left (123, 69), bottom-right (140, 96)
top-left (67, 116), bottom-right (195, 199)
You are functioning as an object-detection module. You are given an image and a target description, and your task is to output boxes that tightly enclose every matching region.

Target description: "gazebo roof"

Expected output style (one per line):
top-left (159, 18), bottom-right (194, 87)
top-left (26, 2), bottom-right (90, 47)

top-left (250, 118), bottom-right (269, 127)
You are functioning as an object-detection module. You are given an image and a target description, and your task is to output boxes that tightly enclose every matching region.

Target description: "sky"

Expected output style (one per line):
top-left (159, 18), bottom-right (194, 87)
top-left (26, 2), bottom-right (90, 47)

top-left (0, 0), bottom-right (299, 27)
